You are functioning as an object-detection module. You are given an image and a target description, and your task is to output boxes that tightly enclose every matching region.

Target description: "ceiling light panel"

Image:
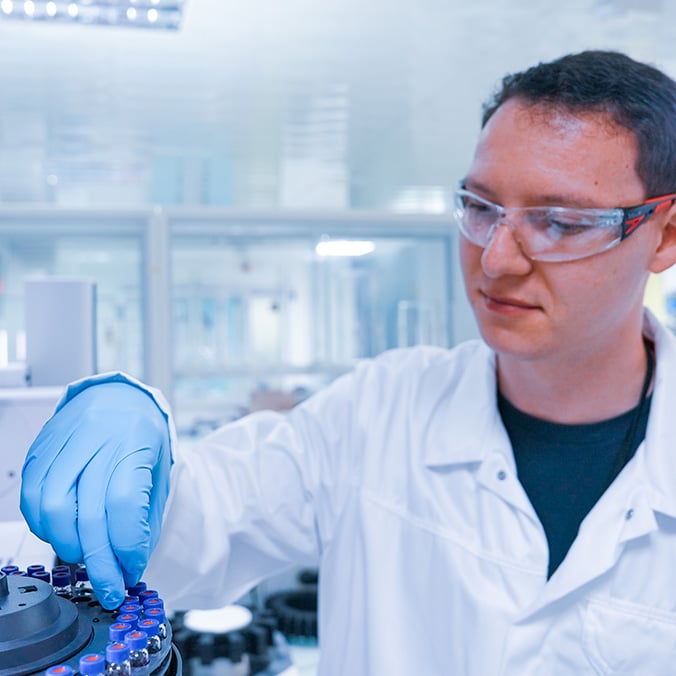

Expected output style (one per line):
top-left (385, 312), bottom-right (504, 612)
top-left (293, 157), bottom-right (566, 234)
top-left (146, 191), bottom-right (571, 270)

top-left (0, 0), bottom-right (185, 29)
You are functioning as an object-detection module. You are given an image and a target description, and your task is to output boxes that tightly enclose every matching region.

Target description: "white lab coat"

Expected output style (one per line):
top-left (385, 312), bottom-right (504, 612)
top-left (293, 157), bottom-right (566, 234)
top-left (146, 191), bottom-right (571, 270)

top-left (65, 311), bottom-right (676, 675)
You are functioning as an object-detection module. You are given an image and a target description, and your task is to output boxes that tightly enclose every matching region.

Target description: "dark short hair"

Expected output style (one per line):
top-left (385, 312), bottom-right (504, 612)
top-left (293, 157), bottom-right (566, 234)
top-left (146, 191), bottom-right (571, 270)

top-left (482, 51), bottom-right (676, 197)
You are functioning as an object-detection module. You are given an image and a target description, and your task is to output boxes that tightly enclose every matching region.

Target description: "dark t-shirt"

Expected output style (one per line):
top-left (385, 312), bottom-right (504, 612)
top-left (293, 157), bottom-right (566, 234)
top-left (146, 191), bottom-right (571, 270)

top-left (497, 391), bottom-right (652, 578)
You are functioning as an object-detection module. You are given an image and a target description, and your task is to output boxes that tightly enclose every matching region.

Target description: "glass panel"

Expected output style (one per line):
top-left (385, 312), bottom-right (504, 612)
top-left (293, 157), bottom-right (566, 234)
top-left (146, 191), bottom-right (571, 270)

top-left (0, 229), bottom-right (144, 378)
top-left (172, 231), bottom-right (451, 437)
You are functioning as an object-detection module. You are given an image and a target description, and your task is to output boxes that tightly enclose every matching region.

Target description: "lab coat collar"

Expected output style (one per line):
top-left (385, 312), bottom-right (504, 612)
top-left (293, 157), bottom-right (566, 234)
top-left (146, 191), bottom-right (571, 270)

top-left (424, 312), bottom-right (676, 518)
top-left (423, 340), bottom-right (512, 469)
top-left (636, 309), bottom-right (676, 520)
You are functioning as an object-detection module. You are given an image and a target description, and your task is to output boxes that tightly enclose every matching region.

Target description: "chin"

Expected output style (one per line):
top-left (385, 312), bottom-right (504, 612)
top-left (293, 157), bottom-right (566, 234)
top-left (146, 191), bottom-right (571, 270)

top-left (474, 316), bottom-right (549, 361)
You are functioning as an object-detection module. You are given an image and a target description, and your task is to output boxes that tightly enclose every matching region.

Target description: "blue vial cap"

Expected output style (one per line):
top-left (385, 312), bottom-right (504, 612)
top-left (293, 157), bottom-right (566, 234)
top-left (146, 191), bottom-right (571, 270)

top-left (52, 571), bottom-right (71, 586)
top-left (138, 589), bottom-right (159, 602)
top-left (116, 613), bottom-right (138, 629)
top-left (9, 571), bottom-right (27, 576)
top-left (1, 565), bottom-right (19, 575)
top-left (108, 622), bottom-right (132, 643)
top-left (143, 597), bottom-right (164, 610)
top-left (126, 581), bottom-right (147, 596)
top-left (45, 665), bottom-right (74, 676)
top-left (105, 643), bottom-right (131, 663)
top-left (145, 607), bottom-right (166, 623)
top-left (75, 567), bottom-right (89, 582)
top-left (51, 565), bottom-right (69, 574)
top-left (33, 571), bottom-right (51, 584)
top-left (27, 564), bottom-right (45, 575)
top-left (123, 596), bottom-right (140, 606)
top-left (123, 629), bottom-right (149, 650)
top-left (137, 618), bottom-right (159, 637)
top-left (120, 603), bottom-right (139, 614)
top-left (78, 653), bottom-right (105, 675)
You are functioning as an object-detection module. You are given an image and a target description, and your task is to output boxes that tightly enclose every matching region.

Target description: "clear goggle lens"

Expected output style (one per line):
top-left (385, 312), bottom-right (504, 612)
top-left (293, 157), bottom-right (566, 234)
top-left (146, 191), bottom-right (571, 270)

top-left (453, 189), bottom-right (624, 262)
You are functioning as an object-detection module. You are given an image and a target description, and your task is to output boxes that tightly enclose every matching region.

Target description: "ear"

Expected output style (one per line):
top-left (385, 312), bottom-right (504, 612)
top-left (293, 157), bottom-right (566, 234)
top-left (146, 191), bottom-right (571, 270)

top-left (649, 204), bottom-right (676, 273)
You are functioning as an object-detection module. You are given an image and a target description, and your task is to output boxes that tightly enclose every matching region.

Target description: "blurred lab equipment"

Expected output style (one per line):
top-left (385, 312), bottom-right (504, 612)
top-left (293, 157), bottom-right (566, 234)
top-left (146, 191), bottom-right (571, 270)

top-left (0, 387), bottom-right (62, 571)
top-left (171, 604), bottom-right (298, 676)
top-left (1, 277), bottom-right (97, 571)
top-left (24, 277), bottom-right (97, 386)
top-left (0, 208), bottom-right (462, 435)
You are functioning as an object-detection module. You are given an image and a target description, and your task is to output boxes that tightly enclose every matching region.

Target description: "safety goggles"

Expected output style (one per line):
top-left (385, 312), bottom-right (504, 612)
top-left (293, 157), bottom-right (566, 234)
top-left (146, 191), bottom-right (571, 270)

top-left (453, 187), bottom-right (676, 262)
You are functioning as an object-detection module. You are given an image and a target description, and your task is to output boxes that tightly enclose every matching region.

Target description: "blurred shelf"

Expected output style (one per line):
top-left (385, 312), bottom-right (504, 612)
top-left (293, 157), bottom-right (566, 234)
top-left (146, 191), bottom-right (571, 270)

top-left (174, 362), bottom-right (356, 379)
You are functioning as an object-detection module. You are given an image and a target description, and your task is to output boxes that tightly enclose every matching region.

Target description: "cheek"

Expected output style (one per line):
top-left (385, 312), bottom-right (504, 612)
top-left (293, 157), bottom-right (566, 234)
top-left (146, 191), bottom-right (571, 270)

top-left (547, 257), bottom-right (643, 326)
top-left (458, 238), bottom-right (482, 285)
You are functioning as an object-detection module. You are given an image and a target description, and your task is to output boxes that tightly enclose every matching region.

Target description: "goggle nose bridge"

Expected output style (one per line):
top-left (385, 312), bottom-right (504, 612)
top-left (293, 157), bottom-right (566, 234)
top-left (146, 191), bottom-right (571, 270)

top-left (484, 207), bottom-right (525, 247)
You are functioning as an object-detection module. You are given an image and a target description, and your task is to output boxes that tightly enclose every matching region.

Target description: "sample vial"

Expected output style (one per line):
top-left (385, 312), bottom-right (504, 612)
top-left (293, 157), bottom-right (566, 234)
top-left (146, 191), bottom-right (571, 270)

top-left (142, 597), bottom-right (164, 613)
top-left (105, 643), bottom-right (132, 676)
top-left (126, 582), bottom-right (147, 597)
top-left (52, 570), bottom-right (72, 598)
top-left (144, 607), bottom-right (167, 641)
top-left (108, 622), bottom-right (133, 644)
top-left (79, 653), bottom-right (106, 676)
top-left (45, 666), bottom-right (73, 676)
top-left (33, 571), bottom-right (51, 584)
top-left (74, 567), bottom-right (91, 596)
top-left (119, 603), bottom-right (140, 615)
top-left (136, 619), bottom-right (161, 654)
top-left (124, 630), bottom-right (150, 675)
top-left (137, 590), bottom-right (159, 604)
top-left (116, 613), bottom-right (139, 630)
top-left (1, 565), bottom-right (19, 575)
top-left (27, 564), bottom-right (45, 577)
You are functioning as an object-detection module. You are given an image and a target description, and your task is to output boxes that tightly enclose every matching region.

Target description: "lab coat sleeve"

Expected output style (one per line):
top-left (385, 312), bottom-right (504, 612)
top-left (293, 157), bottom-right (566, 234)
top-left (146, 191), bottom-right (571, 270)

top-left (143, 362), bottom-right (368, 610)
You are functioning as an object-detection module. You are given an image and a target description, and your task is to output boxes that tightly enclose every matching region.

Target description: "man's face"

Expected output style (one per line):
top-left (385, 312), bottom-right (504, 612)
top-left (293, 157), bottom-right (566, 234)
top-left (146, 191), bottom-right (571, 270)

top-left (460, 99), bottom-right (664, 366)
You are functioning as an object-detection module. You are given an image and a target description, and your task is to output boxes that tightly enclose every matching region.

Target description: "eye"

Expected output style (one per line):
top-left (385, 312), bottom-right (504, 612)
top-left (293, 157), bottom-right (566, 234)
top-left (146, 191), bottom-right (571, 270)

top-left (527, 208), bottom-right (599, 237)
top-left (546, 218), bottom-right (590, 236)
top-left (462, 195), bottom-right (491, 212)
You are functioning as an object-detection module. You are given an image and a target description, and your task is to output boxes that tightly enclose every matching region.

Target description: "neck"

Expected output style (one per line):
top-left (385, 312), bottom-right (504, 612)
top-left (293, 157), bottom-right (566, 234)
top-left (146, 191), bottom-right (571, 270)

top-left (496, 335), bottom-right (652, 424)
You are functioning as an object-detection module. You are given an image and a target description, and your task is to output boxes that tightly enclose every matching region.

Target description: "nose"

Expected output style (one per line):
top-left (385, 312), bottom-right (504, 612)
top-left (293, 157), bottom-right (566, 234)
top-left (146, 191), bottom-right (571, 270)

top-left (480, 220), bottom-right (533, 278)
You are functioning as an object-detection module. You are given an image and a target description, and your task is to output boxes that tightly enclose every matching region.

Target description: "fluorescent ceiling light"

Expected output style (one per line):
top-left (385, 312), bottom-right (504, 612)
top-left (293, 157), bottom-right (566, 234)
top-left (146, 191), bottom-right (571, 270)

top-left (0, 0), bottom-right (186, 29)
top-left (315, 240), bottom-right (376, 257)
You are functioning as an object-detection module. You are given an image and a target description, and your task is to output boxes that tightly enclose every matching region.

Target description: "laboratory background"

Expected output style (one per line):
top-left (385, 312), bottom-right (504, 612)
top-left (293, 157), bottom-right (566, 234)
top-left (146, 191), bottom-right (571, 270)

top-left (1, 0), bottom-right (676, 674)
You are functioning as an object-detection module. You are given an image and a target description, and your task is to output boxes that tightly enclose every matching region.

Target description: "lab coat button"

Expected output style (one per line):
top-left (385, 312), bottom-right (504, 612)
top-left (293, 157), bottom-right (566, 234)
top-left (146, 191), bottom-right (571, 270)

top-left (497, 470), bottom-right (507, 481)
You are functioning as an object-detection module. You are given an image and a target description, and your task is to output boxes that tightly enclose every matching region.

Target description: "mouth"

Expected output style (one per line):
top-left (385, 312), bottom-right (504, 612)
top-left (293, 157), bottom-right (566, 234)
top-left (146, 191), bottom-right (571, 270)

top-left (480, 291), bottom-right (541, 313)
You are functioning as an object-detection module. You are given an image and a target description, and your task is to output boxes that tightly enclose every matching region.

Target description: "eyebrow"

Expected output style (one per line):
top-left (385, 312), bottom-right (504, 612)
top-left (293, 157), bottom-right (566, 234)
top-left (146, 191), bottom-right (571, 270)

top-left (461, 177), bottom-right (610, 209)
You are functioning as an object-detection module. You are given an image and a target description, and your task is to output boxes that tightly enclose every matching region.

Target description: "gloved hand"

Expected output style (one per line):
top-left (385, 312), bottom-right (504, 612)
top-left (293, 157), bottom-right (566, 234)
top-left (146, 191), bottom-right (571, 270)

top-left (20, 382), bottom-right (172, 609)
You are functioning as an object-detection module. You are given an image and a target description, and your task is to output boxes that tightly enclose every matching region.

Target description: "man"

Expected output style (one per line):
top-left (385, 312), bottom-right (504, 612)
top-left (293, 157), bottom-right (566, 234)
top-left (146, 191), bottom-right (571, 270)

top-left (21, 51), bottom-right (676, 674)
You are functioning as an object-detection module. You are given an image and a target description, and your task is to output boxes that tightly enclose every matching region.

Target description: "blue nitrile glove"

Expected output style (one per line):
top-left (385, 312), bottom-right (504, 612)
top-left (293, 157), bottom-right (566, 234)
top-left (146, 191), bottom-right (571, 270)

top-left (20, 382), bottom-right (172, 609)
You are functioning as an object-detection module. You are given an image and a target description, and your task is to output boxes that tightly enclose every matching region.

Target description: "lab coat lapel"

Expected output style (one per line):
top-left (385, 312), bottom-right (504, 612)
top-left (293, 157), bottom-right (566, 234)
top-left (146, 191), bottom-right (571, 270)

top-left (422, 340), bottom-right (536, 517)
top-left (517, 311), bottom-right (676, 617)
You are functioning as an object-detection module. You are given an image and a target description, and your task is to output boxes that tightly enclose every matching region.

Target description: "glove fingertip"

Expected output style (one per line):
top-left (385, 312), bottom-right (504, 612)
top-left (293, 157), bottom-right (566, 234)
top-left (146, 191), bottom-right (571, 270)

top-left (99, 589), bottom-right (126, 610)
